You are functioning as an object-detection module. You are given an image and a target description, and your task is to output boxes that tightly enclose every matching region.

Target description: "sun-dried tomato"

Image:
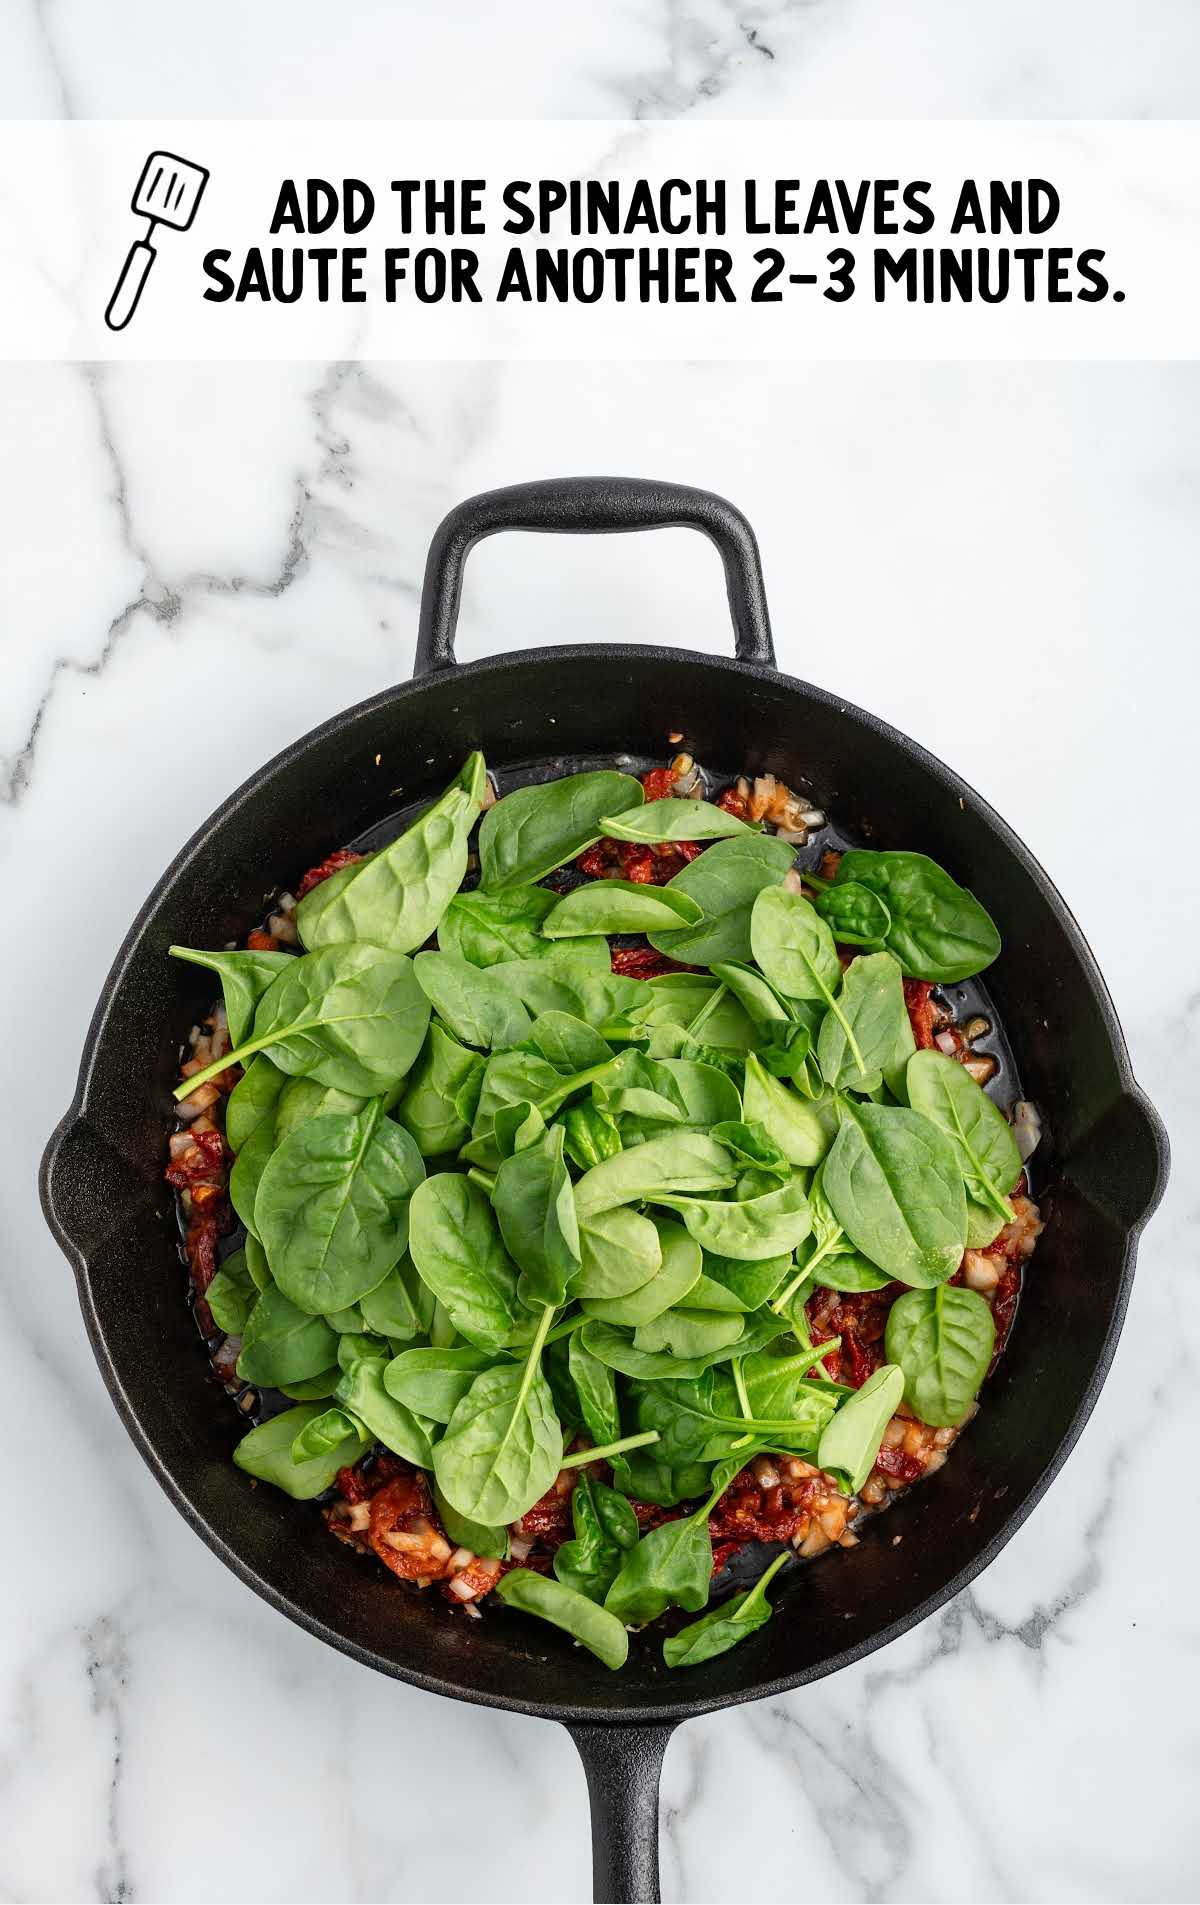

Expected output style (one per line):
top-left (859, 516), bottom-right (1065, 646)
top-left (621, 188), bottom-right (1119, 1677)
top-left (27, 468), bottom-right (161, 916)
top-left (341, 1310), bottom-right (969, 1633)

top-left (512, 1479), bottom-right (576, 1545)
top-left (165, 1127), bottom-right (227, 1188)
top-left (610, 946), bottom-right (685, 979)
top-left (246, 929), bottom-right (280, 952)
top-left (295, 847), bottom-right (364, 900)
top-left (989, 1265), bottom-right (1022, 1366)
top-left (874, 1444), bottom-right (925, 1484)
top-left (903, 978), bottom-right (936, 1050)
top-left (184, 1214), bottom-right (219, 1296)
top-left (368, 1472), bottom-right (454, 1581)
top-left (577, 841), bottom-right (614, 878)
top-left (641, 768), bottom-right (674, 802)
top-left (716, 784), bottom-right (749, 821)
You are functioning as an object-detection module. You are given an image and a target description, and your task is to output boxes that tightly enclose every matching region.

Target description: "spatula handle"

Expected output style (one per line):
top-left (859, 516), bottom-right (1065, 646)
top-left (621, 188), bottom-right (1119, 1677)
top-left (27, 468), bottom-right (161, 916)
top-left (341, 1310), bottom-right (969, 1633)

top-left (105, 237), bottom-right (157, 332)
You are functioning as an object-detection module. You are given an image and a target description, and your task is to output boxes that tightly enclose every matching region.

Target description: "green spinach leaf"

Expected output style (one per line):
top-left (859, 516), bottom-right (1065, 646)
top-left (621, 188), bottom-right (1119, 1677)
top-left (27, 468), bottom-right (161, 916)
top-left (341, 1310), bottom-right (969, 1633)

top-left (834, 850), bottom-right (1001, 983)
top-left (334, 1352), bottom-right (435, 1466)
top-left (817, 1363), bottom-right (905, 1492)
top-left (205, 1246), bottom-right (257, 1335)
top-left (582, 1217), bottom-right (702, 1325)
top-left (542, 879), bottom-right (703, 938)
top-left (816, 951), bottom-right (909, 1094)
top-left (493, 1123), bottom-right (581, 1309)
top-left (574, 1131), bottom-right (737, 1218)
top-left (663, 1550), bottom-right (790, 1667)
top-left (822, 1101), bottom-right (967, 1287)
top-left (225, 1055), bottom-right (286, 1152)
top-left (409, 1173), bottom-right (533, 1350)
top-left (438, 886), bottom-right (558, 967)
top-left (812, 881), bottom-right (891, 947)
top-left (600, 799), bottom-right (755, 843)
top-left (232, 1403), bottom-right (370, 1498)
top-left (741, 1053), bottom-right (834, 1166)
top-left (885, 1284), bottom-right (995, 1426)
top-left (169, 944), bottom-right (294, 1045)
top-left (236, 1285), bottom-right (340, 1387)
top-left (646, 834), bottom-right (797, 965)
top-left (383, 1345), bottom-right (496, 1422)
top-left (905, 1049), bottom-right (1022, 1224)
top-left (414, 950), bottom-right (533, 1052)
top-left (496, 1569), bottom-right (629, 1670)
top-left (396, 1024), bottom-right (485, 1157)
top-left (432, 1307), bottom-right (563, 1524)
top-left (479, 770), bottom-right (643, 891)
top-left (655, 1172), bottom-right (812, 1262)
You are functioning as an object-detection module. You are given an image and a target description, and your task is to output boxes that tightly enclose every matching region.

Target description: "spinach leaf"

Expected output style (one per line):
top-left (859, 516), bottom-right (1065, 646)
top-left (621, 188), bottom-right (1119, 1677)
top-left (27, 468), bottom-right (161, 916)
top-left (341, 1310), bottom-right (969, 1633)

top-left (255, 1102), bottom-right (425, 1315)
top-left (225, 1055), bottom-right (286, 1152)
top-left (699, 1249), bottom-right (793, 1311)
top-left (655, 1173), bottom-right (812, 1262)
top-left (822, 1101), bottom-right (967, 1287)
top-left (228, 1118), bottom-right (275, 1240)
top-left (646, 834), bottom-right (796, 964)
top-left (244, 1233), bottom-right (271, 1289)
top-left (495, 1569), bottom-right (629, 1670)
top-left (885, 1285), bottom-right (995, 1426)
top-left (493, 1101), bottom-right (548, 1159)
top-left (750, 886), bottom-right (842, 1005)
top-left (325, 1303), bottom-right (367, 1333)
top-left (278, 1368), bottom-right (341, 1400)
top-left (432, 1307), bottom-right (563, 1524)
top-left (740, 1344), bottom-right (844, 1423)
top-left (710, 1120), bottom-right (790, 1179)
top-left (232, 1403), bottom-right (370, 1498)
top-left (554, 1472), bottom-right (639, 1603)
top-left (433, 1479), bottom-right (511, 1560)
top-left (334, 1353), bottom-right (435, 1466)
top-left (628, 974), bottom-right (720, 1031)
top-left (741, 1053), bottom-right (834, 1166)
top-left (574, 1131), bottom-right (737, 1218)
top-left (709, 960), bottom-right (795, 1032)
top-left (357, 1255), bottom-right (426, 1341)
top-left (813, 881), bottom-right (891, 948)
top-left (438, 886), bottom-right (558, 967)
top-left (603, 1056), bottom-right (742, 1135)
top-left (383, 1345), bottom-right (496, 1422)
top-left (177, 944), bottom-right (431, 1101)
top-left (408, 1173), bottom-right (532, 1351)
top-left (236, 1285), bottom-right (339, 1387)
top-left (567, 1330), bottom-right (623, 1448)
top-left (581, 1310), bottom-right (788, 1382)
top-left (395, 1024), bottom-right (484, 1157)
top-left (169, 944), bottom-right (294, 1045)
top-left (817, 1364), bottom-right (905, 1492)
top-left (663, 1550), bottom-right (790, 1668)
top-left (486, 958), bottom-right (642, 1030)
top-left (273, 1076), bottom-right (368, 1149)
top-left (634, 1308), bottom-right (745, 1358)
top-left (582, 1217), bottom-right (702, 1325)
top-left (493, 1123), bottom-right (581, 1309)
top-left (295, 754), bottom-right (486, 953)
top-left (290, 1406), bottom-right (362, 1463)
top-left (572, 1205), bottom-right (663, 1299)
top-left (600, 799), bottom-right (755, 843)
top-left (560, 1100), bottom-right (622, 1172)
top-left (834, 850), bottom-right (1001, 983)
top-left (816, 951), bottom-right (909, 1094)
top-left (479, 770), bottom-right (643, 892)
top-left (529, 1011), bottom-right (613, 1075)
top-left (542, 880), bottom-right (703, 938)
top-left (603, 1459), bottom-right (742, 1624)
top-left (205, 1246), bottom-right (257, 1335)
top-left (413, 951), bottom-right (533, 1052)
top-left (905, 1050), bottom-right (1022, 1224)
top-left (770, 1165), bottom-right (889, 1312)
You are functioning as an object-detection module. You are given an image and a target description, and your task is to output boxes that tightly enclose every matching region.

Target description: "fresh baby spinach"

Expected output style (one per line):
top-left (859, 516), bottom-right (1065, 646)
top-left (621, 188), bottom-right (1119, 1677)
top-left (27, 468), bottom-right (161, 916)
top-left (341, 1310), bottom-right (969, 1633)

top-left (571, 1205), bottom-right (663, 1299)
top-left (573, 1131), bottom-right (737, 1218)
top-left (357, 1255), bottom-right (426, 1341)
top-left (225, 1055), bottom-right (286, 1152)
top-left (334, 1352), bottom-right (435, 1467)
top-left (295, 753), bottom-right (486, 954)
top-left (205, 1246), bottom-right (257, 1335)
top-left (812, 881), bottom-right (891, 948)
top-left (395, 1024), bottom-right (485, 1157)
top-left (529, 1011), bottom-right (614, 1076)
top-left (600, 799), bottom-right (755, 843)
top-left (581, 1217), bottom-right (702, 1326)
top-left (655, 1173), bottom-right (812, 1263)
top-left (885, 1284), bottom-right (995, 1426)
top-left (542, 879), bottom-right (703, 938)
top-left (236, 1284), bottom-right (340, 1388)
top-left (170, 944), bottom-right (294, 1045)
top-left (272, 1077), bottom-right (367, 1149)
top-left (255, 1102), bottom-right (425, 1315)
top-left (228, 1118), bottom-right (275, 1240)
top-left (492, 1123), bottom-right (581, 1309)
top-left (816, 1363), bottom-right (905, 1493)
top-left (663, 1549), bottom-right (790, 1668)
top-left (559, 1100), bottom-right (623, 1172)
top-left (833, 850), bottom-right (1001, 982)
top-left (437, 885), bottom-right (558, 967)
top-left (741, 1053), bottom-right (834, 1167)
top-left (433, 1305), bottom-right (563, 1525)
top-left (176, 944), bottom-right (431, 1101)
top-left (233, 1403), bottom-right (370, 1499)
top-left (633, 1307), bottom-right (745, 1358)
top-left (554, 1471), bottom-right (639, 1604)
top-left (408, 1172), bottom-right (531, 1351)
top-left (815, 951), bottom-right (909, 1094)
top-left (479, 769), bottom-right (643, 892)
top-left (414, 950), bottom-right (533, 1052)
top-left (822, 1101), bottom-right (966, 1287)
top-left (496, 1569), bottom-right (630, 1671)
top-left (750, 886), bottom-right (842, 1005)
top-left (905, 1049), bottom-right (1021, 1224)
top-left (383, 1346), bottom-right (496, 1423)
top-left (646, 834), bottom-right (796, 965)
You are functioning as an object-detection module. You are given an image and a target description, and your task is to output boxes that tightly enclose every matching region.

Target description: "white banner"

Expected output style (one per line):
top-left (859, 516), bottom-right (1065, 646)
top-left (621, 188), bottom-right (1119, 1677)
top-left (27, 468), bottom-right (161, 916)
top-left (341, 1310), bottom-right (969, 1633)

top-left (2, 120), bottom-right (1196, 360)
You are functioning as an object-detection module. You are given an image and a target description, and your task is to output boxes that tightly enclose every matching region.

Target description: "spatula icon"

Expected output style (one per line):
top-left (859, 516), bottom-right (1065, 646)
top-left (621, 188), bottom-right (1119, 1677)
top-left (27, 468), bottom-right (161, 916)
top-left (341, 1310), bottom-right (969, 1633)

top-left (105, 150), bottom-right (210, 331)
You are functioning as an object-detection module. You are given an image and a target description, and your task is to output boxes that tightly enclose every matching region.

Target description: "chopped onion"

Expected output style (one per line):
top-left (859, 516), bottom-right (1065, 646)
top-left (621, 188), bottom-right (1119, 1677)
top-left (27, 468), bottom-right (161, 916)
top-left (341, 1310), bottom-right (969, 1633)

top-left (935, 1031), bottom-right (958, 1055)
top-left (1011, 1100), bottom-right (1042, 1162)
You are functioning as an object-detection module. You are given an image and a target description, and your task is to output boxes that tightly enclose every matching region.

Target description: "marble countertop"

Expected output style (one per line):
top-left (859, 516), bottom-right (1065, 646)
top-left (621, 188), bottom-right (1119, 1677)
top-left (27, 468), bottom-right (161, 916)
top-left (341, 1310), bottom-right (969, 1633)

top-left (3, 9), bottom-right (1198, 1903)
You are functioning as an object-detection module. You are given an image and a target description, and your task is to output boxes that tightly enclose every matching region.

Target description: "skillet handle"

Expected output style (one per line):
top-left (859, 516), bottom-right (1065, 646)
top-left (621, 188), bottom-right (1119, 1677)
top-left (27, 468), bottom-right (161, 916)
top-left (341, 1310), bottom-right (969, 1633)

top-left (413, 476), bottom-right (775, 675)
top-left (566, 1720), bottom-right (677, 1904)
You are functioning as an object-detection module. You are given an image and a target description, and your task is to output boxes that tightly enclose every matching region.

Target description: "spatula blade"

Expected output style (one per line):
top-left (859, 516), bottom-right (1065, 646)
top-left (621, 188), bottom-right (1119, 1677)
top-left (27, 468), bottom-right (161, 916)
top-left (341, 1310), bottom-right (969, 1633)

top-left (131, 151), bottom-right (209, 232)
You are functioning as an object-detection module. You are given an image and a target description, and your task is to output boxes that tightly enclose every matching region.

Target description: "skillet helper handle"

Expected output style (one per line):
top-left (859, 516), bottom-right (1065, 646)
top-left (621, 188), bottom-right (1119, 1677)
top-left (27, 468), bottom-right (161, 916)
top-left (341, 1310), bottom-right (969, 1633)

top-left (566, 1720), bottom-right (676, 1904)
top-left (413, 476), bottom-right (775, 676)
top-left (105, 236), bottom-right (157, 331)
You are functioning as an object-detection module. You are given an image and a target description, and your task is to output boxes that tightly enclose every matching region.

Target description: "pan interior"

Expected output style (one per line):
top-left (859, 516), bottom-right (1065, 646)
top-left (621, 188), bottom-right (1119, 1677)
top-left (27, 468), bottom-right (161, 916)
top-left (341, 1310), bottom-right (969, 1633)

top-left (53, 648), bottom-right (1154, 1721)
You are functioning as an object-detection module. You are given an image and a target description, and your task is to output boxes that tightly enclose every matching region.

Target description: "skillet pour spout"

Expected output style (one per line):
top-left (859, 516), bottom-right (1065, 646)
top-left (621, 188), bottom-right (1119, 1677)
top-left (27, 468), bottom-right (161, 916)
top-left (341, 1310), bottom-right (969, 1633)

top-left (41, 477), bottom-right (1167, 1904)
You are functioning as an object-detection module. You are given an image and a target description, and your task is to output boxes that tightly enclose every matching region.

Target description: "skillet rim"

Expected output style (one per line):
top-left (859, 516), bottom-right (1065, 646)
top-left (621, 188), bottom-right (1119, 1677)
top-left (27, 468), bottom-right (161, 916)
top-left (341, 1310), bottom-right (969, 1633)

top-left (39, 641), bottom-right (1170, 1725)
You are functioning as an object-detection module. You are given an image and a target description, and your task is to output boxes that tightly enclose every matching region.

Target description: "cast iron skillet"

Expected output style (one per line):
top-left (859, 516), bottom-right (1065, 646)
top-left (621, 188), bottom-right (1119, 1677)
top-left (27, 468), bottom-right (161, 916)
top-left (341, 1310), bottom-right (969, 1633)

top-left (41, 478), bottom-right (1168, 1904)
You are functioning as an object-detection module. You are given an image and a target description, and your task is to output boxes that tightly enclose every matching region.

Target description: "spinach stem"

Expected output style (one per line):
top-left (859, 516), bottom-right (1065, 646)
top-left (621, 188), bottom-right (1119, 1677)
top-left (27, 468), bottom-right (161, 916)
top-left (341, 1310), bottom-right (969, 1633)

top-left (174, 1025), bottom-right (295, 1099)
top-left (559, 1430), bottom-right (660, 1469)
top-left (740, 1548), bottom-right (790, 1616)
top-left (544, 1312), bottom-right (586, 1347)
top-left (772, 1234), bottom-right (842, 1314)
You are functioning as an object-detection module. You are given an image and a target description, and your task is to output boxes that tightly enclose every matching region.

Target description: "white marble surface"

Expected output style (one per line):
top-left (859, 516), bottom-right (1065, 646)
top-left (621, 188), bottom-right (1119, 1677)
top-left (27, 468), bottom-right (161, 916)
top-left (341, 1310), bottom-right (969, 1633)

top-left (3, 8), bottom-right (1199, 1903)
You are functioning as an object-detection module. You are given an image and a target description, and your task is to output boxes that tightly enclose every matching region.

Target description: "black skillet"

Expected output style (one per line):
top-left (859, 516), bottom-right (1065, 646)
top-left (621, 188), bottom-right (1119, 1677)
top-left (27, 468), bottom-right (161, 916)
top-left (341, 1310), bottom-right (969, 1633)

top-left (40, 477), bottom-right (1168, 1903)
